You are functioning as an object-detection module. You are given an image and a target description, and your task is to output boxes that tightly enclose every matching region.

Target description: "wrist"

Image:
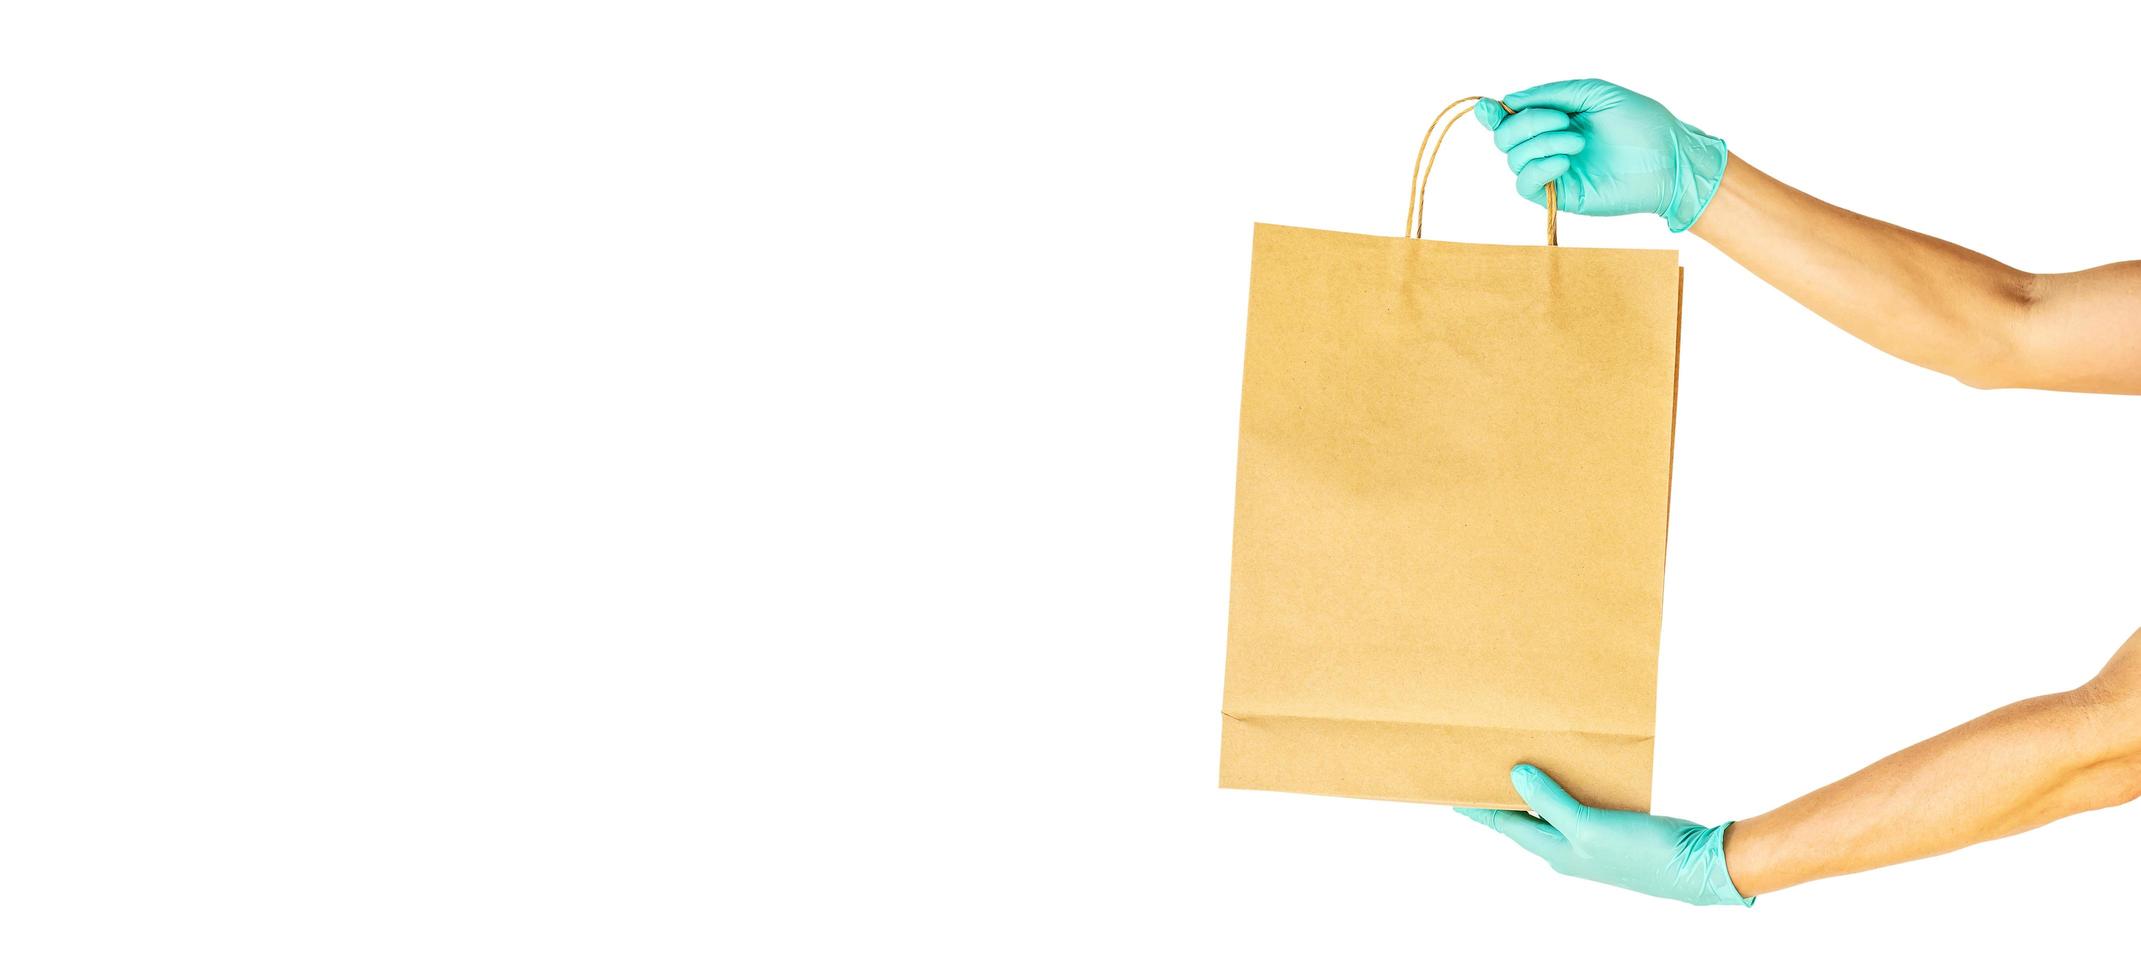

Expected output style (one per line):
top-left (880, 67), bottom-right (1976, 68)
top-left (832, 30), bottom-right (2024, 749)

top-left (1662, 124), bottom-right (1728, 233)
top-left (1719, 816), bottom-right (1779, 900)
top-left (1698, 821), bottom-right (1756, 906)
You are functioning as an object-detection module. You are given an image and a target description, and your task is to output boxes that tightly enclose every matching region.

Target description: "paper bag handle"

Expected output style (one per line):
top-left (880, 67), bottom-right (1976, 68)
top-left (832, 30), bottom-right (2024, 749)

top-left (1406, 96), bottom-right (1558, 246)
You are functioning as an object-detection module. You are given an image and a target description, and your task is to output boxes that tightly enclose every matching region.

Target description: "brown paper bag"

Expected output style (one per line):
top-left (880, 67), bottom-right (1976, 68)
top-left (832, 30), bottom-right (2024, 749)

top-left (1219, 104), bottom-right (1682, 811)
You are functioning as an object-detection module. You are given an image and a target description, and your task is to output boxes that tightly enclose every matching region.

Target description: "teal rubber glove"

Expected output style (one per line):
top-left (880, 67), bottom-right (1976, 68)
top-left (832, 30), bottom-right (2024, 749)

top-left (1472, 79), bottom-right (1728, 233)
top-left (1455, 764), bottom-right (1753, 907)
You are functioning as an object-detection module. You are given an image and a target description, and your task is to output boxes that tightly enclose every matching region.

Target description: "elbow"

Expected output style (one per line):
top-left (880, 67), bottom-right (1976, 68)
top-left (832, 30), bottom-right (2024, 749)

top-left (2067, 630), bottom-right (2141, 809)
top-left (1949, 351), bottom-right (2025, 390)
top-left (1949, 362), bottom-right (2022, 391)
top-left (2105, 769), bottom-right (2141, 811)
top-left (2052, 686), bottom-right (2141, 814)
top-left (2080, 750), bottom-right (2141, 815)
top-left (1944, 272), bottom-right (2047, 390)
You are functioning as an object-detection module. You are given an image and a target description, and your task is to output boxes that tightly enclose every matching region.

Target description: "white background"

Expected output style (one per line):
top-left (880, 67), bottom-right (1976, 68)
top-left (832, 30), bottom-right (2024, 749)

top-left (3, 1), bottom-right (2137, 976)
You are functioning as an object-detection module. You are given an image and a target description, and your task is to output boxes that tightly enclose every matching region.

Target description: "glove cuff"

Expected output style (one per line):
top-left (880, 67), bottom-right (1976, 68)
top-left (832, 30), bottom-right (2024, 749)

top-left (1662, 124), bottom-right (1729, 233)
top-left (1697, 821), bottom-right (1757, 907)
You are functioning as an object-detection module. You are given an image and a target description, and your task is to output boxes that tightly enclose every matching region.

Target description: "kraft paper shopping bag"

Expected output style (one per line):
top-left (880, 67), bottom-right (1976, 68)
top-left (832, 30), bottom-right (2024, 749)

top-left (1218, 98), bottom-right (1682, 811)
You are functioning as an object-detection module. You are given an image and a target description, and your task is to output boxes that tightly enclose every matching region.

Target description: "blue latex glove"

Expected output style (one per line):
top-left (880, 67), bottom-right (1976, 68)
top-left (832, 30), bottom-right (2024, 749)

top-left (1455, 764), bottom-right (1753, 907)
top-left (1472, 79), bottom-right (1728, 232)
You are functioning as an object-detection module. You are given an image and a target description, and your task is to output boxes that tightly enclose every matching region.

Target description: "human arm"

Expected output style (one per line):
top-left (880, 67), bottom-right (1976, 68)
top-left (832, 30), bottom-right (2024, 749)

top-left (1722, 626), bottom-right (2141, 895)
top-left (1476, 79), bottom-right (2141, 394)
top-left (1690, 155), bottom-right (2141, 392)
top-left (1459, 627), bottom-right (2141, 903)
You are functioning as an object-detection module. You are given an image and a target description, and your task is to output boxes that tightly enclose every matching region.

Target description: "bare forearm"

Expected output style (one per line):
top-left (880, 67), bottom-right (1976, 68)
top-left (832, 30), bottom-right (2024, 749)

top-left (1690, 154), bottom-right (2141, 393)
top-left (1723, 629), bottom-right (2141, 896)
top-left (1691, 154), bottom-right (2035, 387)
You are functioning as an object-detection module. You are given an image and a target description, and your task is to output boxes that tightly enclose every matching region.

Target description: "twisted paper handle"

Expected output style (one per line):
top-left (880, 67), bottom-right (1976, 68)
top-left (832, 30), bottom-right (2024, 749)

top-left (1405, 96), bottom-right (1558, 245)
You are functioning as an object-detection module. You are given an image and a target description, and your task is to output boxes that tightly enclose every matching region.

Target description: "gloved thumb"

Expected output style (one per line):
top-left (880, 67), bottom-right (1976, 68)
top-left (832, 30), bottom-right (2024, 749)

top-left (1509, 764), bottom-right (1588, 830)
top-left (1472, 98), bottom-right (1510, 131)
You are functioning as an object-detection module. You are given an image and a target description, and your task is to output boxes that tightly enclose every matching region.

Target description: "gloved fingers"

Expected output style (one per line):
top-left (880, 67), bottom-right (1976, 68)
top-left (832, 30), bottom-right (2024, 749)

top-left (1513, 156), bottom-right (1571, 203)
top-left (1509, 764), bottom-right (1590, 832)
top-left (1501, 78), bottom-right (1616, 114)
top-left (1471, 98), bottom-right (1510, 131)
top-left (1504, 131), bottom-right (1585, 175)
top-left (1455, 806), bottom-right (1569, 863)
top-left (1489, 107), bottom-right (1573, 153)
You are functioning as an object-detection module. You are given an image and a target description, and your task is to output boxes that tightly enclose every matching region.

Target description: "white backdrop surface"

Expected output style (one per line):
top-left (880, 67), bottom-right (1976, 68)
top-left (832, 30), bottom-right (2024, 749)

top-left (4, 1), bottom-right (2137, 976)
